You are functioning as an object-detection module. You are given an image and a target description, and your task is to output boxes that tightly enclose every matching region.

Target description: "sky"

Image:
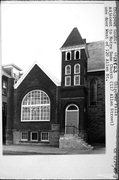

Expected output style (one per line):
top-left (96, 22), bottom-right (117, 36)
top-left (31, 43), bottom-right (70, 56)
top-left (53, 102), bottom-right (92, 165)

top-left (1, 1), bottom-right (104, 81)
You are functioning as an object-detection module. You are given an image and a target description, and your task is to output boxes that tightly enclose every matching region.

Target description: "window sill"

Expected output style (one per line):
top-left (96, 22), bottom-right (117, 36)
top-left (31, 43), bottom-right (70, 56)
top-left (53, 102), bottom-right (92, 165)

top-left (21, 120), bottom-right (50, 122)
top-left (20, 139), bottom-right (28, 142)
top-left (41, 140), bottom-right (49, 142)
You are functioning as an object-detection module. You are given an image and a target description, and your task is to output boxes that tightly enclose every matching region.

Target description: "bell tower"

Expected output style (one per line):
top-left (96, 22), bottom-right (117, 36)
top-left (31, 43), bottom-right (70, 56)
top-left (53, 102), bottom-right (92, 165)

top-left (60, 27), bottom-right (88, 87)
top-left (60, 27), bottom-right (89, 137)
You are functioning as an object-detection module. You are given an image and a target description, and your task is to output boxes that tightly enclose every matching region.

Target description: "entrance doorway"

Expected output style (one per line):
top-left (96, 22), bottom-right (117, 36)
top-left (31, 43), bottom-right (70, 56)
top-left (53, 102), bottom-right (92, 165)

top-left (65, 104), bottom-right (79, 134)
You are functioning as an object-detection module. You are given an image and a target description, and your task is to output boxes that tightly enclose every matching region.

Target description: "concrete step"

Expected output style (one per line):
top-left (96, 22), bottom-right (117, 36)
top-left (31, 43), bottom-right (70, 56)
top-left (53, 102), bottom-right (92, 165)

top-left (59, 134), bottom-right (93, 150)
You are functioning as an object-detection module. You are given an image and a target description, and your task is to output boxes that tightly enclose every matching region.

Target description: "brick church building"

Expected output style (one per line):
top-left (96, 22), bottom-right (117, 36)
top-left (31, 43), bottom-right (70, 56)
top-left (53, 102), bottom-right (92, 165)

top-left (2, 28), bottom-right (105, 147)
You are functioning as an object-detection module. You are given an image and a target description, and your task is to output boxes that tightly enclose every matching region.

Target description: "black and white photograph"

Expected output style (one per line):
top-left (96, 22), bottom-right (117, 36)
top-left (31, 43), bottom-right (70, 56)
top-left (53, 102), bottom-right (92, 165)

top-left (0, 0), bottom-right (118, 179)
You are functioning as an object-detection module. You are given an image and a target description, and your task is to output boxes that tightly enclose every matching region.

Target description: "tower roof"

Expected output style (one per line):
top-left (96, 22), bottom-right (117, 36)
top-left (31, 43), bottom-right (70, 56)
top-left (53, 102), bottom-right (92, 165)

top-left (61, 27), bottom-right (85, 48)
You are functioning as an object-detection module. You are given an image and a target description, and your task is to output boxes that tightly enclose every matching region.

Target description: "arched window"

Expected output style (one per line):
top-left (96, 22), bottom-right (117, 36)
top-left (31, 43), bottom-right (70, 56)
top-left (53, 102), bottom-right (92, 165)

top-left (74, 64), bottom-right (80, 74)
top-left (74, 50), bottom-right (80, 59)
top-left (74, 64), bottom-right (80, 86)
top-left (65, 65), bottom-right (71, 75)
top-left (90, 79), bottom-right (97, 105)
top-left (66, 104), bottom-right (79, 111)
top-left (21, 90), bottom-right (50, 121)
top-left (76, 51), bottom-right (79, 59)
top-left (66, 51), bottom-right (71, 60)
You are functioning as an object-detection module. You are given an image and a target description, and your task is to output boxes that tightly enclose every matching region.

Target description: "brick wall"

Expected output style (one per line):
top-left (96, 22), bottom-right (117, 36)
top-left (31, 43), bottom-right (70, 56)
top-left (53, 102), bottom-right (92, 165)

top-left (12, 64), bottom-right (60, 145)
top-left (6, 78), bottom-right (14, 144)
top-left (13, 64), bottom-right (58, 131)
top-left (87, 71), bottom-right (105, 143)
top-left (49, 131), bottom-right (60, 147)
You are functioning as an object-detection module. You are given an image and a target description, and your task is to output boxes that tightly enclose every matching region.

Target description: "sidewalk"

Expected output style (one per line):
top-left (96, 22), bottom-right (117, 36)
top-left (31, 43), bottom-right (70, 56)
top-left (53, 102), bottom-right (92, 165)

top-left (3, 144), bottom-right (105, 155)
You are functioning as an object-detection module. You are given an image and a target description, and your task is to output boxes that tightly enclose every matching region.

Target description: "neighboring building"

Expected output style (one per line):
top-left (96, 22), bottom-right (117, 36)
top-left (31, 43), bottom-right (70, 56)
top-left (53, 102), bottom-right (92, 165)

top-left (2, 28), bottom-right (105, 146)
top-left (2, 64), bottom-right (22, 144)
top-left (87, 41), bottom-right (105, 143)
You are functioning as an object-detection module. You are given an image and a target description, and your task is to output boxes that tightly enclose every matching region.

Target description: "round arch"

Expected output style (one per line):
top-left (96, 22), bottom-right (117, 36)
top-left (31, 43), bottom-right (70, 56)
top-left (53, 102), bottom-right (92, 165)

top-left (66, 104), bottom-right (79, 111)
top-left (21, 90), bottom-right (50, 122)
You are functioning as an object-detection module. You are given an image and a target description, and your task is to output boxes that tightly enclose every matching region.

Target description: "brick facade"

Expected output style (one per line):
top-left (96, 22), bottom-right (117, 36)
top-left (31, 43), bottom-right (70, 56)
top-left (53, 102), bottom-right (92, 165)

top-left (87, 71), bottom-right (105, 143)
top-left (12, 64), bottom-right (60, 145)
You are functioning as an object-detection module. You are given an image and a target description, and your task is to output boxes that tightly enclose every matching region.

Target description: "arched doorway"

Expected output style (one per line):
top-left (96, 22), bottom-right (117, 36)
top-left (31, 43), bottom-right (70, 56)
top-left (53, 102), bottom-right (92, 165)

top-left (65, 104), bottom-right (79, 134)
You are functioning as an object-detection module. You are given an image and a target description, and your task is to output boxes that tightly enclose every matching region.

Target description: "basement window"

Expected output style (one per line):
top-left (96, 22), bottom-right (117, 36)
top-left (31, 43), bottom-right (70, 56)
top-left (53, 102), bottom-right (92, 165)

top-left (21, 132), bottom-right (28, 141)
top-left (30, 132), bottom-right (38, 142)
top-left (41, 132), bottom-right (49, 142)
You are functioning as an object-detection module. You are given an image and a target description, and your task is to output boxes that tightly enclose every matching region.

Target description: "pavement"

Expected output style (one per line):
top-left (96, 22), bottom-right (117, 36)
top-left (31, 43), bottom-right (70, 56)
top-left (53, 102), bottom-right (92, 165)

top-left (2, 144), bottom-right (105, 155)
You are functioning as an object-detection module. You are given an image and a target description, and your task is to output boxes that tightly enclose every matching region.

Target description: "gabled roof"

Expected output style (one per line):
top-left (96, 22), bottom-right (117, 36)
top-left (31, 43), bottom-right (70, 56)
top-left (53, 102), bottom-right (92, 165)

top-left (61, 27), bottom-right (85, 48)
top-left (87, 41), bottom-right (104, 72)
top-left (14, 61), bottom-right (61, 89)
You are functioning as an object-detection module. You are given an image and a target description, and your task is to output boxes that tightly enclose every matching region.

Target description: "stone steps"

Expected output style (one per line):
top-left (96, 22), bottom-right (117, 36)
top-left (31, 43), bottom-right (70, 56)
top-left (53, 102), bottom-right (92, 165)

top-left (59, 134), bottom-right (93, 150)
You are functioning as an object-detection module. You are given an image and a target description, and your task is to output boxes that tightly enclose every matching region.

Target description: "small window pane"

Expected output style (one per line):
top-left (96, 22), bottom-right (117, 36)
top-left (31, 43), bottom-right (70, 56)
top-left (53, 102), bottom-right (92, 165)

top-left (31, 132), bottom-right (38, 141)
top-left (74, 75), bottom-right (80, 85)
top-left (65, 65), bottom-right (71, 75)
top-left (65, 76), bottom-right (71, 86)
top-left (21, 132), bottom-right (28, 141)
top-left (74, 64), bottom-right (80, 74)
top-left (41, 132), bottom-right (49, 141)
top-left (22, 107), bottom-right (30, 120)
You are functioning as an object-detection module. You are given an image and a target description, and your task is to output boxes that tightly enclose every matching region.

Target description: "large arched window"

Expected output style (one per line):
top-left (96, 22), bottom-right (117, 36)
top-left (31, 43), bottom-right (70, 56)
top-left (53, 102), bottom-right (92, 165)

top-left (90, 79), bottom-right (97, 105)
top-left (65, 65), bottom-right (71, 75)
top-left (21, 90), bottom-right (50, 121)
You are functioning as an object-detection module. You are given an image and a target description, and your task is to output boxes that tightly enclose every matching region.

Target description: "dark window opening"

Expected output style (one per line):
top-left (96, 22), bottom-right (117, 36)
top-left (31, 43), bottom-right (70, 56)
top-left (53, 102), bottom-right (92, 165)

top-left (31, 132), bottom-right (38, 141)
top-left (76, 51), bottom-right (79, 59)
top-left (67, 52), bottom-right (70, 60)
